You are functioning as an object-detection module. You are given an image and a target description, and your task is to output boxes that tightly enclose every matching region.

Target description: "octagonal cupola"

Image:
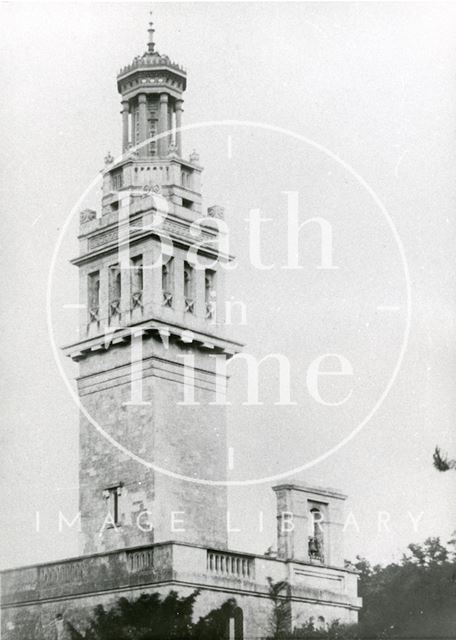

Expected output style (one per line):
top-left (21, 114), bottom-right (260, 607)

top-left (116, 13), bottom-right (186, 157)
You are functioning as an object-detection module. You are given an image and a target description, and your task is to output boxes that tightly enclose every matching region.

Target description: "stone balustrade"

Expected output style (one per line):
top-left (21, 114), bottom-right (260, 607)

top-left (0, 543), bottom-right (362, 640)
top-left (1, 541), bottom-right (361, 611)
top-left (207, 550), bottom-right (254, 580)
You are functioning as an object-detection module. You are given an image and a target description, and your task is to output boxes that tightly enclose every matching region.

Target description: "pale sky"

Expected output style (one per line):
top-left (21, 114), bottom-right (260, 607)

top-left (1, 1), bottom-right (456, 570)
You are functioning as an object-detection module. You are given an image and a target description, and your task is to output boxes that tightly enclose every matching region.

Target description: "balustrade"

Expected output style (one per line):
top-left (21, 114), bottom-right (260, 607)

top-left (207, 551), bottom-right (254, 580)
top-left (109, 299), bottom-right (121, 319)
top-left (162, 291), bottom-right (173, 307)
top-left (131, 291), bottom-right (143, 310)
top-left (205, 301), bottom-right (215, 320)
top-left (89, 306), bottom-right (100, 323)
top-left (184, 297), bottom-right (194, 313)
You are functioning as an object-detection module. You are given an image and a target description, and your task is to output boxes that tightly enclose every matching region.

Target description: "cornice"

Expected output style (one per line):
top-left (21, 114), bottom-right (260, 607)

top-left (62, 317), bottom-right (244, 362)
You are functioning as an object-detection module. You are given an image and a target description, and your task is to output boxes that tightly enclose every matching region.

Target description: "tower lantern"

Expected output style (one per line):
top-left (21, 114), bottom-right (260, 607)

top-left (117, 15), bottom-right (186, 157)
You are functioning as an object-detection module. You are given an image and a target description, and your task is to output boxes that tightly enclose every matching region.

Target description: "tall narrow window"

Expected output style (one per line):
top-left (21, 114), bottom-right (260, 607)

top-left (130, 255), bottom-right (143, 311)
top-left (147, 105), bottom-right (158, 156)
top-left (109, 264), bottom-right (121, 321)
top-left (87, 271), bottom-right (100, 324)
top-left (181, 169), bottom-right (192, 189)
top-left (205, 269), bottom-right (216, 320)
top-left (162, 257), bottom-right (174, 307)
top-left (111, 169), bottom-right (123, 191)
top-left (103, 485), bottom-right (122, 526)
top-left (184, 262), bottom-right (195, 314)
top-left (308, 507), bottom-right (324, 563)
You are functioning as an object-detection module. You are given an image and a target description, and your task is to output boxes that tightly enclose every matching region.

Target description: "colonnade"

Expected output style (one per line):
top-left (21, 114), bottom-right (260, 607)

top-left (121, 94), bottom-right (183, 157)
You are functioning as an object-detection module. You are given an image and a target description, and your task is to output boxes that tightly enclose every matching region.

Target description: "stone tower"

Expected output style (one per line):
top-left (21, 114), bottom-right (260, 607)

top-left (64, 17), bottom-right (241, 555)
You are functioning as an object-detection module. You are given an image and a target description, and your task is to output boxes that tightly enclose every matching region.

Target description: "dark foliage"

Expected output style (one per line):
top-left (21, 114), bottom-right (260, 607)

top-left (193, 597), bottom-right (238, 639)
top-left (290, 537), bottom-right (456, 640)
top-left (291, 620), bottom-right (361, 639)
top-left (70, 590), bottom-right (199, 640)
top-left (69, 590), bottom-right (243, 640)
top-left (433, 446), bottom-right (456, 471)
top-left (266, 577), bottom-right (292, 639)
top-left (353, 536), bottom-right (456, 638)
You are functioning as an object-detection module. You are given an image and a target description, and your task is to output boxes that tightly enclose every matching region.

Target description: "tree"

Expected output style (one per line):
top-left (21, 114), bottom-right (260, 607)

top-left (433, 446), bottom-right (456, 471)
top-left (292, 537), bottom-right (456, 639)
top-left (69, 590), bottom-right (199, 640)
top-left (353, 536), bottom-right (456, 638)
top-left (69, 590), bottom-right (243, 640)
top-left (266, 577), bottom-right (292, 639)
top-left (193, 598), bottom-right (240, 640)
top-left (292, 620), bottom-right (361, 639)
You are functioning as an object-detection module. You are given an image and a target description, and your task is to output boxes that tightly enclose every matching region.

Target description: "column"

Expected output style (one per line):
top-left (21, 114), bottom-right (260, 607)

top-left (175, 99), bottom-right (184, 157)
top-left (138, 94), bottom-right (147, 157)
top-left (159, 93), bottom-right (169, 157)
top-left (168, 106), bottom-right (173, 138)
top-left (121, 100), bottom-right (129, 152)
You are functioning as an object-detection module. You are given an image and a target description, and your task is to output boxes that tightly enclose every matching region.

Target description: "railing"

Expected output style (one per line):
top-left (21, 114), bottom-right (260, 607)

top-left (184, 297), bottom-right (194, 313)
top-left (205, 301), bottom-right (215, 320)
top-left (131, 290), bottom-right (143, 310)
top-left (127, 548), bottom-right (154, 573)
top-left (162, 291), bottom-right (173, 307)
top-left (109, 299), bottom-right (121, 320)
top-left (207, 551), bottom-right (254, 580)
top-left (88, 306), bottom-right (99, 323)
top-left (41, 561), bottom-right (86, 585)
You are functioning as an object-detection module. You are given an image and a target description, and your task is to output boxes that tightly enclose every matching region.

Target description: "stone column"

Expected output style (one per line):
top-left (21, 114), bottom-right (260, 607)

top-left (138, 94), bottom-right (147, 157)
top-left (175, 99), bottom-right (184, 156)
top-left (121, 100), bottom-right (129, 152)
top-left (159, 93), bottom-right (169, 157)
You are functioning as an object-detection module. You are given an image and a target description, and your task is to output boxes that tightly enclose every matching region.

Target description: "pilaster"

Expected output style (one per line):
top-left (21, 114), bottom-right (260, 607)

top-left (121, 100), bottom-right (130, 152)
top-left (175, 100), bottom-right (183, 156)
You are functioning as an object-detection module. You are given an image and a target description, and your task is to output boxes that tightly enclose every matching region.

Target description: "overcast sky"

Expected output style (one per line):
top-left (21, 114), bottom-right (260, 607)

top-left (1, 1), bottom-right (456, 570)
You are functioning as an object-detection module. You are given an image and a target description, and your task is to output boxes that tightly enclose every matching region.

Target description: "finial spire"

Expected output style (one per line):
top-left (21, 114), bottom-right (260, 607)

top-left (147, 11), bottom-right (155, 54)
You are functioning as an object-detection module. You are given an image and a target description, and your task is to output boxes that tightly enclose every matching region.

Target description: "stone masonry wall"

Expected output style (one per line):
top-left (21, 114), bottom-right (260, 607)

top-left (78, 332), bottom-right (228, 554)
